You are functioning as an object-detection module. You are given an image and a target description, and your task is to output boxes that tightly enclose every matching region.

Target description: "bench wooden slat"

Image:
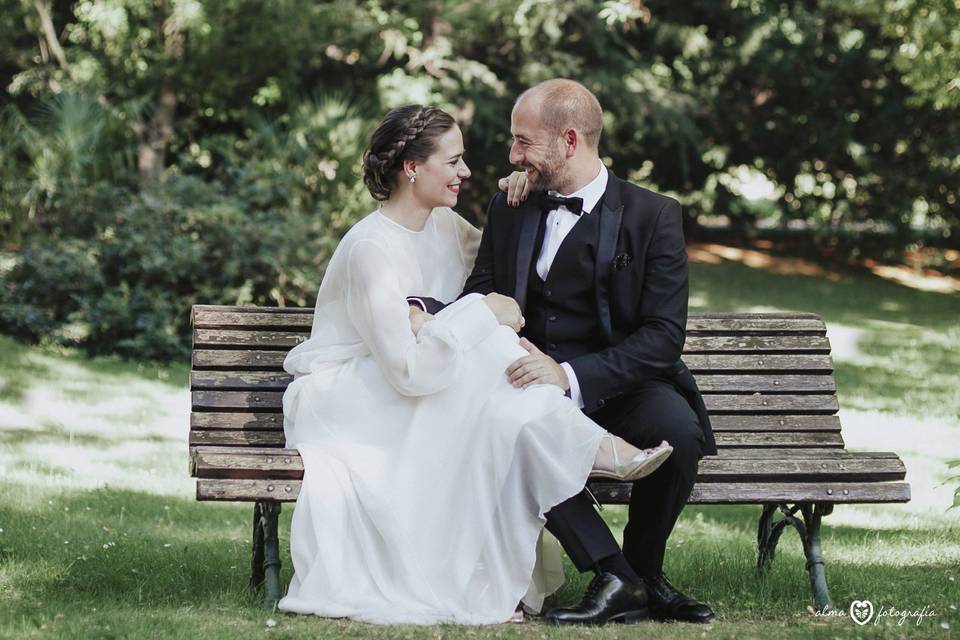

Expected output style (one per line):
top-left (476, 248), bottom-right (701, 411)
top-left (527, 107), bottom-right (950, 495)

top-left (188, 413), bottom-right (842, 433)
top-left (191, 445), bottom-right (900, 460)
top-left (713, 432), bottom-right (844, 447)
top-left (188, 429), bottom-right (843, 449)
top-left (190, 371), bottom-right (837, 394)
top-left (190, 430), bottom-right (285, 447)
top-left (191, 390), bottom-right (840, 414)
top-left (195, 478), bottom-right (910, 504)
top-left (190, 350), bottom-right (836, 373)
top-left (193, 349), bottom-right (288, 370)
top-left (192, 450), bottom-right (904, 482)
top-left (193, 308), bottom-right (825, 334)
top-left (709, 415), bottom-right (840, 431)
top-left (597, 481), bottom-right (912, 504)
top-left (683, 335), bottom-right (830, 354)
top-left (191, 412), bottom-right (284, 430)
top-left (704, 394), bottom-right (839, 414)
top-left (193, 329), bottom-right (832, 354)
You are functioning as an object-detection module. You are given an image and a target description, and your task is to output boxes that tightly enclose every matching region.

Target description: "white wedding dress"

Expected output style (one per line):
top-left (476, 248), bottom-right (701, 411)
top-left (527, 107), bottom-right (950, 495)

top-left (278, 207), bottom-right (605, 624)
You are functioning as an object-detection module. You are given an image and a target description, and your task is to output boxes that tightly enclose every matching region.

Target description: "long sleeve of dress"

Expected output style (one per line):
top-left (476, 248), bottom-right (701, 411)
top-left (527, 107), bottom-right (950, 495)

top-left (346, 238), bottom-right (499, 397)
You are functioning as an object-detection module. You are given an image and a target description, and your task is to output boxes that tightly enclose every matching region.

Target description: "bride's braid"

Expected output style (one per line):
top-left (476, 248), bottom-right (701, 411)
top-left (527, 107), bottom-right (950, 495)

top-left (363, 105), bottom-right (456, 201)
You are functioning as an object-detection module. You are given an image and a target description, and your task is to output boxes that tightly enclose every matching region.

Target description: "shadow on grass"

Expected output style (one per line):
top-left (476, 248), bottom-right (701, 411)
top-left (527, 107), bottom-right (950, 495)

top-left (0, 335), bottom-right (189, 410)
top-left (0, 336), bottom-right (55, 404)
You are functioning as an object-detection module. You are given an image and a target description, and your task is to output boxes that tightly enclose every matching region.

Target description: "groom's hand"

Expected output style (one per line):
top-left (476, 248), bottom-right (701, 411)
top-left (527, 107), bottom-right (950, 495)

top-left (507, 338), bottom-right (570, 391)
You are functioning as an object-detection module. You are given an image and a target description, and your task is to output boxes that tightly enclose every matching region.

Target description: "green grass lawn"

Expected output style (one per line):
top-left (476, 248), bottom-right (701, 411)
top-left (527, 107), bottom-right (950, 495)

top-left (1, 253), bottom-right (958, 639)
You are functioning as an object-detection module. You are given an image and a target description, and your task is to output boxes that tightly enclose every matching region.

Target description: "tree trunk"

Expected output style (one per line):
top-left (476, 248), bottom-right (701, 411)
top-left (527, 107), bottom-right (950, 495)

top-left (137, 5), bottom-right (183, 183)
top-left (137, 76), bottom-right (177, 183)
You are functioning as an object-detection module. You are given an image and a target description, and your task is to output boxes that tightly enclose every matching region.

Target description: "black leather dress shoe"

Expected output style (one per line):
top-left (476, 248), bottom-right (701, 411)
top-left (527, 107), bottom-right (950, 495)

top-left (544, 572), bottom-right (649, 625)
top-left (642, 573), bottom-right (715, 623)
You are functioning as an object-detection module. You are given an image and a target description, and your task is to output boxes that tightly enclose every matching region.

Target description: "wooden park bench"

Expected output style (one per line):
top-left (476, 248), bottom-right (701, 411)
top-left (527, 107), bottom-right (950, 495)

top-left (188, 305), bottom-right (910, 612)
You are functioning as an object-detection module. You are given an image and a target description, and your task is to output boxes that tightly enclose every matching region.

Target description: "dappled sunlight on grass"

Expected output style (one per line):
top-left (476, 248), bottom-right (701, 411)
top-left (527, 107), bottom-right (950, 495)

top-left (0, 337), bottom-right (191, 502)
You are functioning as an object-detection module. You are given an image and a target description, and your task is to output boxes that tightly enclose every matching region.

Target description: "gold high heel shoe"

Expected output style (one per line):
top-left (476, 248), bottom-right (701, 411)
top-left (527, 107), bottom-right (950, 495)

top-left (589, 435), bottom-right (673, 482)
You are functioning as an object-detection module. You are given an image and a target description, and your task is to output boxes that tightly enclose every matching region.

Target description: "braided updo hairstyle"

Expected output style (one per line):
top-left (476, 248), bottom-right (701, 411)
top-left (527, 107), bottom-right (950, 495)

top-left (362, 105), bottom-right (457, 201)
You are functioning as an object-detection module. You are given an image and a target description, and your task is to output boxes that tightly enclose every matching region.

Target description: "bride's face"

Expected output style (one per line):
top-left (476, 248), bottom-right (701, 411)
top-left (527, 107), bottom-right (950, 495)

top-left (409, 125), bottom-right (471, 209)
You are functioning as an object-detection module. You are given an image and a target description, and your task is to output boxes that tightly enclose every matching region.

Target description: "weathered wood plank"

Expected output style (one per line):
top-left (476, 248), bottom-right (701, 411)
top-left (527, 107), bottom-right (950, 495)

top-left (192, 390), bottom-right (284, 410)
top-left (194, 309), bottom-right (313, 329)
top-left (191, 390), bottom-right (840, 413)
top-left (192, 450), bottom-right (904, 482)
top-left (198, 478), bottom-right (301, 501)
top-left (591, 481), bottom-right (911, 504)
top-left (196, 479), bottom-right (911, 504)
top-left (685, 317), bottom-right (826, 333)
top-left (188, 412), bottom-right (842, 433)
top-left (189, 430), bottom-right (285, 447)
top-left (702, 394), bottom-right (839, 414)
top-left (190, 371), bottom-right (836, 394)
top-left (709, 415), bottom-right (841, 431)
top-left (694, 375), bottom-right (836, 394)
top-left (193, 307), bottom-right (825, 333)
top-left (191, 351), bottom-right (837, 373)
top-left (713, 432), bottom-right (844, 447)
top-left (193, 349), bottom-right (287, 370)
top-left (193, 329), bottom-right (308, 349)
top-left (191, 412), bottom-right (283, 430)
top-left (685, 354), bottom-right (833, 373)
top-left (191, 370), bottom-right (293, 391)
top-left (194, 450), bottom-right (303, 478)
top-left (684, 335), bottom-right (831, 353)
top-left (711, 448), bottom-right (899, 459)
top-left (192, 330), bottom-right (833, 352)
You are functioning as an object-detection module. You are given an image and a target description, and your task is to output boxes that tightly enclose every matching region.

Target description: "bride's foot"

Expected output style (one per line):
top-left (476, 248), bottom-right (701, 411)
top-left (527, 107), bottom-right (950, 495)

top-left (590, 434), bottom-right (673, 482)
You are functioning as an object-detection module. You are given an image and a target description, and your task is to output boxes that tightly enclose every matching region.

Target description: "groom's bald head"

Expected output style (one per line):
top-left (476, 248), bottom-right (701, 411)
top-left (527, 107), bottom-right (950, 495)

top-left (515, 79), bottom-right (603, 150)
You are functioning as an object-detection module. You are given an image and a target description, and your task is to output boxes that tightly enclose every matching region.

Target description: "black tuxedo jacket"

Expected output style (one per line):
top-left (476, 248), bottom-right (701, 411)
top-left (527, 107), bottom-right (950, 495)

top-left (460, 169), bottom-right (716, 456)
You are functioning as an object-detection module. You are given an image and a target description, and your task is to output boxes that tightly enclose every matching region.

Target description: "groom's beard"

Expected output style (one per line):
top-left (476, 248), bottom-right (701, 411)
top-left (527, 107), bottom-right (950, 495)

top-left (527, 140), bottom-right (571, 192)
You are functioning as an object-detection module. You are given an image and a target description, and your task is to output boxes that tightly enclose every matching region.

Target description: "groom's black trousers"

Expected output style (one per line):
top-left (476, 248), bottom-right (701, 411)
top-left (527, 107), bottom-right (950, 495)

top-left (544, 379), bottom-right (705, 578)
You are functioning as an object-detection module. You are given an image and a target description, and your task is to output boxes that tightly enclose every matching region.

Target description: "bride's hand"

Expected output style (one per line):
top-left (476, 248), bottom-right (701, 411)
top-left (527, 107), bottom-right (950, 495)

top-left (409, 306), bottom-right (434, 336)
top-left (497, 171), bottom-right (531, 208)
top-left (483, 293), bottom-right (523, 333)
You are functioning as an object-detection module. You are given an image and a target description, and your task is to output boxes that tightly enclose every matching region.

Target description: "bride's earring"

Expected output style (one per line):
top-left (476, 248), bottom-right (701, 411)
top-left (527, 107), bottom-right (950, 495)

top-left (409, 174), bottom-right (417, 184)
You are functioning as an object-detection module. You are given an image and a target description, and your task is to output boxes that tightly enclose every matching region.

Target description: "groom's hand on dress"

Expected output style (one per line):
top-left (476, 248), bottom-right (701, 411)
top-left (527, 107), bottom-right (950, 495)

top-left (507, 338), bottom-right (570, 391)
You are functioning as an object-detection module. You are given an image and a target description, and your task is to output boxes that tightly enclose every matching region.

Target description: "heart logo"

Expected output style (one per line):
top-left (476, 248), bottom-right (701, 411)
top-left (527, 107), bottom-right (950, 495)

top-left (850, 599), bottom-right (874, 625)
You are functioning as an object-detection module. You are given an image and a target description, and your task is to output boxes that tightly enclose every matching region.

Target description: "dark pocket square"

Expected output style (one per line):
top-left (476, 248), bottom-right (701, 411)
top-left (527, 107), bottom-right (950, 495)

top-left (613, 253), bottom-right (633, 271)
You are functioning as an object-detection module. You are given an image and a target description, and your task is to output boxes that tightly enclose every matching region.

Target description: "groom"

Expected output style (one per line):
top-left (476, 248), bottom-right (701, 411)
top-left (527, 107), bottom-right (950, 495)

top-left (414, 79), bottom-right (716, 624)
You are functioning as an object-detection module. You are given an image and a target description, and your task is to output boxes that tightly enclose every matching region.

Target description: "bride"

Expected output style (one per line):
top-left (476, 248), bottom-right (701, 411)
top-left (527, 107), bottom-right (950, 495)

top-left (277, 105), bottom-right (671, 625)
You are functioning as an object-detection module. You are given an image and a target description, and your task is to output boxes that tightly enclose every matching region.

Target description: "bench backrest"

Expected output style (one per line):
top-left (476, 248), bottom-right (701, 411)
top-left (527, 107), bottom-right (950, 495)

top-left (190, 306), bottom-right (842, 457)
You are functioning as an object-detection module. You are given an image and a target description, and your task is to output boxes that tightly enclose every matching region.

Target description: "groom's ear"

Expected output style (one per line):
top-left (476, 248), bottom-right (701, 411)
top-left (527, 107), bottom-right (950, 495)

top-left (561, 128), bottom-right (579, 158)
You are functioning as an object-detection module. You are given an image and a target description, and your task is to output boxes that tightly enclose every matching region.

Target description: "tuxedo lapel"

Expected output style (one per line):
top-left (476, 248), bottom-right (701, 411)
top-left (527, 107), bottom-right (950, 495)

top-left (513, 202), bottom-right (542, 312)
top-left (594, 171), bottom-right (623, 342)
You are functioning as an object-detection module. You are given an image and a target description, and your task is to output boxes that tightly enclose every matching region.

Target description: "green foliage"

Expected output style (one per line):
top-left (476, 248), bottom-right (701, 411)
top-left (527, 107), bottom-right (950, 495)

top-left (1, 0), bottom-right (957, 359)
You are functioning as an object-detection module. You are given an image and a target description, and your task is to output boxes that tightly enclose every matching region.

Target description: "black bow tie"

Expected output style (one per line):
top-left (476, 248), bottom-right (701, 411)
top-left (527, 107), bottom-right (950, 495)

top-left (541, 192), bottom-right (584, 215)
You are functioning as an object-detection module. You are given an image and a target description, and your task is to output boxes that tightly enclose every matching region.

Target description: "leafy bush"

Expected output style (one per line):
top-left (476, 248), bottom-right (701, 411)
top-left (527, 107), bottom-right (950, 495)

top-left (1, 92), bottom-right (376, 359)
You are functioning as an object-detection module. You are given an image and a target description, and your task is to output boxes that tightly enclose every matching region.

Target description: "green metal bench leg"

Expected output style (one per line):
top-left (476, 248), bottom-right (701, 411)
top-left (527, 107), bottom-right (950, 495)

top-left (250, 502), bottom-right (266, 589)
top-left (250, 500), bottom-right (282, 609)
top-left (804, 503), bottom-right (833, 613)
top-left (756, 502), bottom-right (835, 613)
top-left (262, 502), bottom-right (282, 608)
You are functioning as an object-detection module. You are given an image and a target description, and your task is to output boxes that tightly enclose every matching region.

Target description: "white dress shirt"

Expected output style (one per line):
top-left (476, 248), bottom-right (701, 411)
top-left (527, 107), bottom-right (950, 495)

top-left (537, 163), bottom-right (608, 409)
